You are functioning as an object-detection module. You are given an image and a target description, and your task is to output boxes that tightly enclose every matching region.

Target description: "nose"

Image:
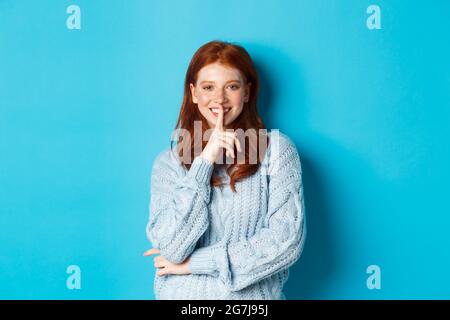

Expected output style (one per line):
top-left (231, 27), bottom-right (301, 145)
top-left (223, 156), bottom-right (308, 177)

top-left (213, 88), bottom-right (227, 103)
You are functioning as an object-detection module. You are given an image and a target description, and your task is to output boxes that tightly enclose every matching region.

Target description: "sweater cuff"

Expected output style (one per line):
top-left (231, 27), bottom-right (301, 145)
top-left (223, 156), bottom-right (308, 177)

top-left (188, 246), bottom-right (218, 276)
top-left (187, 156), bottom-right (214, 184)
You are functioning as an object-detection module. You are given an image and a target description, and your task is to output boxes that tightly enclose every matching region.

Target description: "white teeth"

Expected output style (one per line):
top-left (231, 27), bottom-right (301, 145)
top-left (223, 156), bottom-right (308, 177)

top-left (211, 108), bottom-right (230, 113)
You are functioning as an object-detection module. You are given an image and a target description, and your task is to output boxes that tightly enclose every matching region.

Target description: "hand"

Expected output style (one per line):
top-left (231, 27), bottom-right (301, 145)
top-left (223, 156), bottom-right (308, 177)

top-left (200, 105), bottom-right (242, 164)
top-left (143, 248), bottom-right (192, 276)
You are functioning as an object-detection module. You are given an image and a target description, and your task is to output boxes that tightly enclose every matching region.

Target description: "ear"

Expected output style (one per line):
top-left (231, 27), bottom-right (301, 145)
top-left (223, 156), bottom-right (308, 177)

top-left (190, 83), bottom-right (198, 104)
top-left (244, 82), bottom-right (251, 103)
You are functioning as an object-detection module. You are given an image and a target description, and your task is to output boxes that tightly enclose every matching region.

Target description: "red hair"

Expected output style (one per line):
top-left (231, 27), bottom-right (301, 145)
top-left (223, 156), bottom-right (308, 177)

top-left (172, 40), bottom-right (269, 192)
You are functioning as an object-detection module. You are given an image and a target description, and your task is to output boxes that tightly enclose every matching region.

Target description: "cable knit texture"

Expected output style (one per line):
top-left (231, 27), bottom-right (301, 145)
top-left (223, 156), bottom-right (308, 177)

top-left (146, 131), bottom-right (306, 300)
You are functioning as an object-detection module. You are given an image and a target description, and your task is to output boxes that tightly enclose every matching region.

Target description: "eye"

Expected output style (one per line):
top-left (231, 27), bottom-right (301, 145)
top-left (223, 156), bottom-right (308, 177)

top-left (229, 85), bottom-right (240, 90)
top-left (202, 85), bottom-right (213, 91)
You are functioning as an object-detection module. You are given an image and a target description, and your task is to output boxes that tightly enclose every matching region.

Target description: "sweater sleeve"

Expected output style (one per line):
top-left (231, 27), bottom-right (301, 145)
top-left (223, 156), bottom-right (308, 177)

top-left (146, 149), bottom-right (214, 264)
top-left (187, 135), bottom-right (306, 292)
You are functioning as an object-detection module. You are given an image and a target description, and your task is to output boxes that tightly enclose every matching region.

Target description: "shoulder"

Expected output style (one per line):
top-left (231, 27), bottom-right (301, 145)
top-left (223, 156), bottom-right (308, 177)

top-left (266, 130), bottom-right (302, 174)
top-left (151, 144), bottom-right (184, 177)
top-left (268, 130), bottom-right (298, 154)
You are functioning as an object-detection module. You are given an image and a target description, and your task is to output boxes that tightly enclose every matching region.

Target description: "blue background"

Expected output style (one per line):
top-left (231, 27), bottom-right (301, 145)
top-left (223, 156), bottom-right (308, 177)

top-left (1, 0), bottom-right (449, 299)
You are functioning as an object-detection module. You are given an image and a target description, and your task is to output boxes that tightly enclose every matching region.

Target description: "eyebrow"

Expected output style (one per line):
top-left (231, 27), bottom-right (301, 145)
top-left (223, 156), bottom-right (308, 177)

top-left (199, 80), bottom-right (241, 85)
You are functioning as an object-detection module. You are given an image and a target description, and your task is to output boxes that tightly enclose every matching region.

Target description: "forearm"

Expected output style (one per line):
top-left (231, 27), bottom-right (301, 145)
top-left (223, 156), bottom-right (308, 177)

top-left (147, 155), bottom-right (214, 264)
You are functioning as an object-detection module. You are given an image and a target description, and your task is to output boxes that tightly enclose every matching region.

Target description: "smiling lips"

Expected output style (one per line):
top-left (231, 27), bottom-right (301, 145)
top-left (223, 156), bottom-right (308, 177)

top-left (210, 107), bottom-right (231, 117)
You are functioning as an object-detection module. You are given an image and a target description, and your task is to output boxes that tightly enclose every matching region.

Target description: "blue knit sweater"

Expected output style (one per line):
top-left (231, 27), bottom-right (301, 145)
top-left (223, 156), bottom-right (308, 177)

top-left (146, 131), bottom-right (306, 299)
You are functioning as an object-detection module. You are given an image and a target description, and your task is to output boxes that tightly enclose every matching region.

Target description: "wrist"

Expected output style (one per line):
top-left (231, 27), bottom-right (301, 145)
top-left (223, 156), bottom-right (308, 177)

top-left (187, 155), bottom-right (214, 184)
top-left (200, 152), bottom-right (214, 164)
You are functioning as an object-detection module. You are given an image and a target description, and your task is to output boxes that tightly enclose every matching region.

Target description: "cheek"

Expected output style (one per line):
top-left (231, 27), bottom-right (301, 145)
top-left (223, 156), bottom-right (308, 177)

top-left (197, 94), bottom-right (211, 106)
top-left (230, 92), bottom-right (245, 108)
top-left (229, 103), bottom-right (244, 120)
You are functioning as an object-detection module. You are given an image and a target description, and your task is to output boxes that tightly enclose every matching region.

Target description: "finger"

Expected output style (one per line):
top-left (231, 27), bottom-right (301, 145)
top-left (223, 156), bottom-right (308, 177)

top-left (143, 248), bottom-right (160, 257)
top-left (154, 260), bottom-right (164, 268)
top-left (143, 248), bottom-right (160, 256)
top-left (216, 133), bottom-right (236, 147)
top-left (213, 134), bottom-right (235, 159)
top-left (218, 140), bottom-right (235, 158)
top-left (221, 131), bottom-right (238, 139)
top-left (217, 137), bottom-right (234, 151)
top-left (224, 140), bottom-right (236, 159)
top-left (220, 136), bottom-right (237, 156)
top-left (212, 131), bottom-right (235, 147)
top-left (215, 106), bottom-right (224, 131)
top-left (157, 268), bottom-right (168, 276)
top-left (218, 132), bottom-right (237, 144)
top-left (228, 131), bottom-right (242, 153)
top-left (235, 136), bottom-right (242, 153)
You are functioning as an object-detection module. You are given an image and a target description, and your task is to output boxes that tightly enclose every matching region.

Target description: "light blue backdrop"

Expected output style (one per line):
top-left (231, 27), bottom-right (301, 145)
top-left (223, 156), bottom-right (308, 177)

top-left (1, 0), bottom-right (449, 299)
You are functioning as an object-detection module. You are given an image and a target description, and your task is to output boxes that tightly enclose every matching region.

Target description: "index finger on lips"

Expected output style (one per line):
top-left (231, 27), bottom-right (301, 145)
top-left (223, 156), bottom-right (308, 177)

top-left (215, 106), bottom-right (224, 131)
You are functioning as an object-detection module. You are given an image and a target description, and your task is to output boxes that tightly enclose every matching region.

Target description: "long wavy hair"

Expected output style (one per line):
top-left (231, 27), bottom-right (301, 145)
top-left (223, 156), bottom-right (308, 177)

top-left (171, 40), bottom-right (269, 192)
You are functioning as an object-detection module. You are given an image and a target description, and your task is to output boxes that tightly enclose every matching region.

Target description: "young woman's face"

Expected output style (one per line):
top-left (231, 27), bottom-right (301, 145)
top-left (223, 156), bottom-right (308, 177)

top-left (190, 62), bottom-right (251, 129)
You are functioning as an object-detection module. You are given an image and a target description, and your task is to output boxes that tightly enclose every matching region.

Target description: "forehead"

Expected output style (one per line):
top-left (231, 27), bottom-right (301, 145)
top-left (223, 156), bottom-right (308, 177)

top-left (197, 63), bottom-right (243, 83)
